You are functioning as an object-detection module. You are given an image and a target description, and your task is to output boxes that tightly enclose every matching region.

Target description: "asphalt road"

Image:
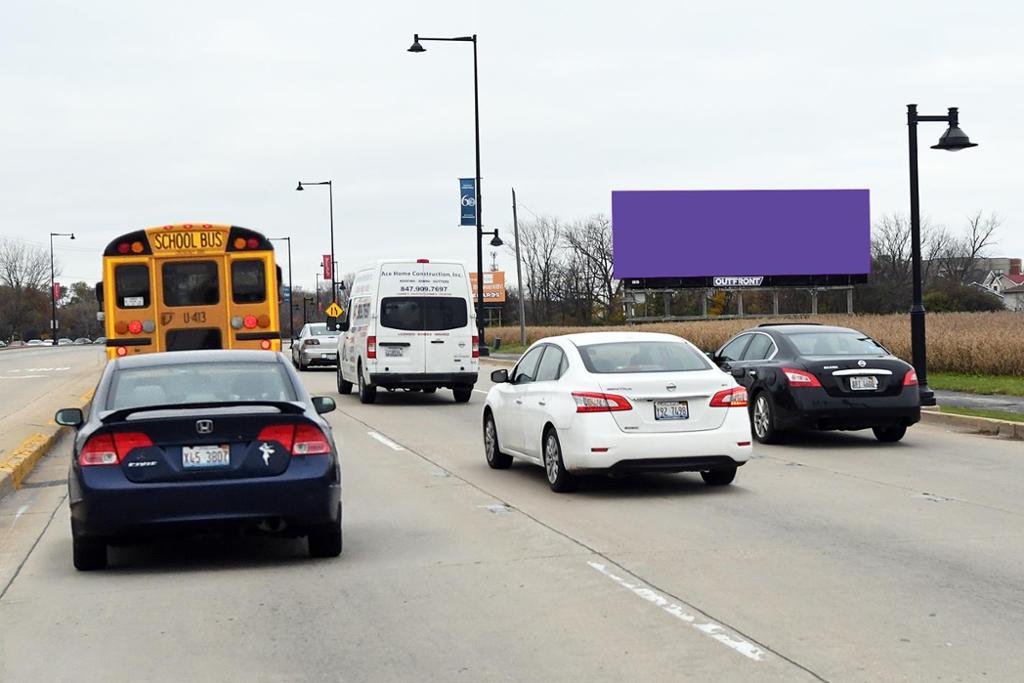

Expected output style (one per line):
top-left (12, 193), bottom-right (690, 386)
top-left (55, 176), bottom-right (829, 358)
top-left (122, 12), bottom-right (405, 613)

top-left (2, 356), bottom-right (1023, 681)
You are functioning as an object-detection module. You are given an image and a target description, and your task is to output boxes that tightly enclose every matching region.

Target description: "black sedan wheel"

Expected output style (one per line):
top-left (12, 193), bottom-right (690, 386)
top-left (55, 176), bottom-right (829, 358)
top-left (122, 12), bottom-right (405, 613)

top-left (872, 425), bottom-right (907, 442)
top-left (751, 392), bottom-right (783, 444)
top-left (73, 536), bottom-right (108, 571)
top-left (308, 506), bottom-right (343, 558)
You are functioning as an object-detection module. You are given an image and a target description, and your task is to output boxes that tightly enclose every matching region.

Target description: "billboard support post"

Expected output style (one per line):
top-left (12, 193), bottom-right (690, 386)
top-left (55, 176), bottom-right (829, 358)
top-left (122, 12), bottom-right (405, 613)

top-left (906, 104), bottom-right (978, 407)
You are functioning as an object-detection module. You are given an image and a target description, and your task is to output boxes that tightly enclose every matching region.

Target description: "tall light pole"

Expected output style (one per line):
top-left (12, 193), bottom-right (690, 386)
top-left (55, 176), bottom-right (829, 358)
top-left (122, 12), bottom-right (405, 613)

top-left (906, 104), bottom-right (977, 406)
top-left (511, 188), bottom-right (526, 345)
top-left (314, 272), bottom-right (322, 316)
top-left (49, 232), bottom-right (74, 344)
top-left (408, 33), bottom-right (504, 355)
top-left (269, 236), bottom-right (294, 340)
top-left (296, 180), bottom-right (336, 303)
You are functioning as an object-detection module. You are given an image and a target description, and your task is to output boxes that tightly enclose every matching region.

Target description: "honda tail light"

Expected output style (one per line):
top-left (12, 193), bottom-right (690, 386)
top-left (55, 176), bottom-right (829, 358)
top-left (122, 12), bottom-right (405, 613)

top-left (903, 369), bottom-right (919, 386)
top-left (367, 336), bottom-right (377, 359)
top-left (79, 431), bottom-right (153, 466)
top-left (783, 368), bottom-right (822, 387)
top-left (257, 424), bottom-right (330, 456)
top-left (472, 335), bottom-right (480, 359)
top-left (710, 387), bottom-right (748, 407)
top-left (572, 391), bottom-right (632, 413)
top-left (293, 424), bottom-right (330, 455)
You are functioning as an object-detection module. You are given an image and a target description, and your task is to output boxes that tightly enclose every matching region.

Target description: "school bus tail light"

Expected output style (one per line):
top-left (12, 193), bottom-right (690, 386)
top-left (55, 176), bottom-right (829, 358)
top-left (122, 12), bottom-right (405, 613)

top-left (260, 340), bottom-right (272, 350)
top-left (243, 315), bottom-right (258, 329)
top-left (257, 315), bottom-right (271, 328)
top-left (116, 346), bottom-right (128, 357)
top-left (128, 320), bottom-right (143, 334)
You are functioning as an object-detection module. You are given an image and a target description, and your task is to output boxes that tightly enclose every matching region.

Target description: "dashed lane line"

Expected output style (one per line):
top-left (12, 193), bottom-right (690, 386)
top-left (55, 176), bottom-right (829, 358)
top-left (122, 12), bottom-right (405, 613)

top-left (367, 431), bottom-right (405, 451)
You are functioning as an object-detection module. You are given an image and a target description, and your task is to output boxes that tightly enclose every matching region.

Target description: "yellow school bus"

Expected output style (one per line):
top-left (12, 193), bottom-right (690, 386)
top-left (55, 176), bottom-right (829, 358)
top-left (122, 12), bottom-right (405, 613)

top-left (98, 223), bottom-right (282, 359)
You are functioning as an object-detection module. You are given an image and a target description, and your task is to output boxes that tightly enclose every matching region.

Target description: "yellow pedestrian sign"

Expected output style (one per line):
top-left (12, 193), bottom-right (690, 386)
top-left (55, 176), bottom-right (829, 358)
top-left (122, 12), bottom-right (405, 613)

top-left (325, 302), bottom-right (344, 318)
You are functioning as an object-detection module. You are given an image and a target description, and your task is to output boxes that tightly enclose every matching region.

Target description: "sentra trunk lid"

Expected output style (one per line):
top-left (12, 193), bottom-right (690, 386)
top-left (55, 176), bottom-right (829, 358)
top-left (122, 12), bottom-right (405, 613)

top-left (596, 371), bottom-right (734, 433)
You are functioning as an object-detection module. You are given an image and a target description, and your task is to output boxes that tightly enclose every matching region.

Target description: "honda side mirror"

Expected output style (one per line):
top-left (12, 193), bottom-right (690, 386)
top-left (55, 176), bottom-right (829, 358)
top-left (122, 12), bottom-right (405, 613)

top-left (55, 407), bottom-right (84, 428)
top-left (312, 396), bottom-right (336, 415)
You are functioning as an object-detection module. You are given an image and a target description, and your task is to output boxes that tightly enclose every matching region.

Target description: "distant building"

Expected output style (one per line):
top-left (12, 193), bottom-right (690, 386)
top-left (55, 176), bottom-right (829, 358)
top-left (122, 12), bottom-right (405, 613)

top-left (974, 258), bottom-right (1024, 311)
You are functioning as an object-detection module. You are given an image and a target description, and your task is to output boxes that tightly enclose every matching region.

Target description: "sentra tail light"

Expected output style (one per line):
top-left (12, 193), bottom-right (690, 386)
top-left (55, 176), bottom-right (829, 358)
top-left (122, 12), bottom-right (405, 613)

top-left (783, 368), bottom-right (822, 388)
top-left (79, 431), bottom-right (153, 466)
top-left (257, 424), bottom-right (330, 456)
top-left (472, 335), bottom-right (480, 359)
top-left (710, 387), bottom-right (748, 407)
top-left (903, 369), bottom-right (919, 386)
top-left (572, 391), bottom-right (632, 413)
top-left (367, 336), bottom-right (377, 359)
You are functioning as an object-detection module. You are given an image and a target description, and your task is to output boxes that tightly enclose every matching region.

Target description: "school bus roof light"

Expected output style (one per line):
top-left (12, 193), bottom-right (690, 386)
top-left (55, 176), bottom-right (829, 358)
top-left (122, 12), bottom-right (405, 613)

top-left (117, 243), bottom-right (131, 254)
top-left (233, 237), bottom-right (247, 250)
top-left (131, 241), bottom-right (144, 254)
top-left (246, 237), bottom-right (260, 249)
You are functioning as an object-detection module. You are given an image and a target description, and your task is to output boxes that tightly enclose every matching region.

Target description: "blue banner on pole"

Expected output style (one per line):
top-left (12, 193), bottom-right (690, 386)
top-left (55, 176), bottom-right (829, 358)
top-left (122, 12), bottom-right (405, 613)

top-left (459, 178), bottom-right (476, 226)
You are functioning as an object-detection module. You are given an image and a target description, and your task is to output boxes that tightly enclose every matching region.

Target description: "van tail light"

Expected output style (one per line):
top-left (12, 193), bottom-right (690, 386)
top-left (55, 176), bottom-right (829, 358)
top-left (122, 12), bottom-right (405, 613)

top-left (257, 424), bottom-right (330, 456)
top-left (710, 387), bottom-right (748, 407)
top-left (783, 368), bottom-right (822, 388)
top-left (903, 368), bottom-right (919, 386)
top-left (472, 336), bottom-right (480, 359)
top-left (572, 391), bottom-right (632, 413)
top-left (367, 336), bottom-right (377, 359)
top-left (79, 431), bottom-right (153, 466)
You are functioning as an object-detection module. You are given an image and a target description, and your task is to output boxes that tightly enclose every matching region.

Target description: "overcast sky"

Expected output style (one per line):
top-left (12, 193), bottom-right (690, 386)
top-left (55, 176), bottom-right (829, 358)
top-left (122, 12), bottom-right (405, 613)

top-left (2, 1), bottom-right (1020, 289)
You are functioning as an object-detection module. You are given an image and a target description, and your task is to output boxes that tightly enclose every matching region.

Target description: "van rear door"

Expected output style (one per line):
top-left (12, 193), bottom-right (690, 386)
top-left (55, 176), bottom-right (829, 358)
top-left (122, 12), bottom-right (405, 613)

top-left (423, 297), bottom-right (473, 375)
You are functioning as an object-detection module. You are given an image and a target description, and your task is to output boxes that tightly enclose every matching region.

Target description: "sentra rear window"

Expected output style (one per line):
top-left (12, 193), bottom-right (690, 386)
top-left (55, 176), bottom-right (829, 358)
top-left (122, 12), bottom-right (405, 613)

top-left (108, 362), bottom-right (296, 409)
top-left (577, 341), bottom-right (711, 374)
top-left (380, 297), bottom-right (468, 331)
top-left (787, 332), bottom-right (888, 356)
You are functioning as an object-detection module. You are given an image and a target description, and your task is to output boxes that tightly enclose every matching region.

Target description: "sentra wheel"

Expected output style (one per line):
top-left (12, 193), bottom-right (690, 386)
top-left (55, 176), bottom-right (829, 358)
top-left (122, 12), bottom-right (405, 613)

top-left (543, 428), bottom-right (578, 493)
top-left (484, 412), bottom-right (512, 469)
top-left (751, 392), bottom-right (783, 444)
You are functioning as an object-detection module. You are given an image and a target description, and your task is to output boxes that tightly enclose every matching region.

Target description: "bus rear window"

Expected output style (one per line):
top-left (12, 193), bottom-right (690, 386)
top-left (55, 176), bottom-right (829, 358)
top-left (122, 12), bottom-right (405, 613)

top-left (115, 264), bottom-right (150, 309)
top-left (162, 261), bottom-right (219, 307)
top-left (231, 260), bottom-right (266, 304)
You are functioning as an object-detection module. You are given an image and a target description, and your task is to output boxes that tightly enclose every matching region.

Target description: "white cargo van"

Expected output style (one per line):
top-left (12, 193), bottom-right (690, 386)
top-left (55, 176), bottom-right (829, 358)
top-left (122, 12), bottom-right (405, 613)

top-left (336, 259), bottom-right (479, 404)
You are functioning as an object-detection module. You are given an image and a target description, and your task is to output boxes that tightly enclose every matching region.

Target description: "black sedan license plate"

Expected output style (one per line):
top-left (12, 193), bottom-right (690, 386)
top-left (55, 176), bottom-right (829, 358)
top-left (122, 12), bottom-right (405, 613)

top-left (655, 400), bottom-right (689, 420)
top-left (850, 376), bottom-right (878, 391)
top-left (183, 444), bottom-right (230, 468)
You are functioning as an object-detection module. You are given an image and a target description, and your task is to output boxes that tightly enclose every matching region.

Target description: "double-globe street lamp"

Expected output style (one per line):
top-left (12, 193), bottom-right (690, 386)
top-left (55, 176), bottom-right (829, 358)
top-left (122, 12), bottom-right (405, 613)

top-left (409, 33), bottom-right (503, 355)
top-left (906, 104), bottom-right (978, 406)
top-left (49, 232), bottom-right (75, 344)
top-left (269, 236), bottom-right (294, 341)
top-left (296, 180), bottom-right (338, 304)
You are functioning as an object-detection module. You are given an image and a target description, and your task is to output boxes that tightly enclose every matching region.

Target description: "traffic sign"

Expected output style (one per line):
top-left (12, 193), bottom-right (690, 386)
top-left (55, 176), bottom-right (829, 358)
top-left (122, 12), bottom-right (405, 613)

top-left (325, 302), bottom-right (343, 317)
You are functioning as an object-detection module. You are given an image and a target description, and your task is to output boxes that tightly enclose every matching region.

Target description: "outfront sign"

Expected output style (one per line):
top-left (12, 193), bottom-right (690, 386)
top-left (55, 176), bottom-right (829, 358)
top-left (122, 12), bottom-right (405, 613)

top-left (713, 276), bottom-right (765, 287)
top-left (460, 178), bottom-right (476, 227)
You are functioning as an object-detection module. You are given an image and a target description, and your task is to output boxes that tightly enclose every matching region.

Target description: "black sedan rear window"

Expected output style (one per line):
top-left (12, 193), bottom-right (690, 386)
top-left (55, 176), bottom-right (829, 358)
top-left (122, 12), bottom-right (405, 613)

top-left (787, 332), bottom-right (888, 356)
top-left (577, 341), bottom-right (711, 374)
top-left (108, 362), bottom-right (296, 409)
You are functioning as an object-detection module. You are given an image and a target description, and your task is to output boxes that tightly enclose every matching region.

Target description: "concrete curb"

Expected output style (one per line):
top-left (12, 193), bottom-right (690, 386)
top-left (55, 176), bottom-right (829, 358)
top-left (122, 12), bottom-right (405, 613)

top-left (0, 390), bottom-right (94, 505)
top-left (920, 408), bottom-right (1024, 440)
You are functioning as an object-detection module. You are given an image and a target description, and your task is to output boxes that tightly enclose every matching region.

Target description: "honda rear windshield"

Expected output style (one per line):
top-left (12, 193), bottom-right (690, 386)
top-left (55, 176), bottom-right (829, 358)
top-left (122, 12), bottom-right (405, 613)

top-left (787, 332), bottom-right (888, 356)
top-left (380, 297), bottom-right (468, 331)
top-left (108, 363), bottom-right (297, 409)
top-left (577, 341), bottom-right (711, 374)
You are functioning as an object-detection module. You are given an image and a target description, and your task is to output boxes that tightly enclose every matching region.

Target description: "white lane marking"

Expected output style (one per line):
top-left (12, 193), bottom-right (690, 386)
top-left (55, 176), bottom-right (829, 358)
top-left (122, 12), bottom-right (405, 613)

top-left (0, 375), bottom-right (45, 379)
top-left (473, 389), bottom-right (489, 395)
top-left (9, 505), bottom-right (29, 529)
top-left (588, 561), bottom-right (767, 662)
top-left (368, 431), bottom-right (405, 451)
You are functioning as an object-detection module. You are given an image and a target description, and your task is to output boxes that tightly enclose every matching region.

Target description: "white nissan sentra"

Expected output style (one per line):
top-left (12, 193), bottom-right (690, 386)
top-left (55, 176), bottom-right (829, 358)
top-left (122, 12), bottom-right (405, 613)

top-left (483, 332), bottom-right (753, 492)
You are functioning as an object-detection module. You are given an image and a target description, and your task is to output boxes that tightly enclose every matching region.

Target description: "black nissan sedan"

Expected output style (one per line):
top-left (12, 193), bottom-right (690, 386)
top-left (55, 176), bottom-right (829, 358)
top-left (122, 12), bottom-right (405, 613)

top-left (56, 350), bottom-right (342, 570)
top-left (711, 324), bottom-right (920, 444)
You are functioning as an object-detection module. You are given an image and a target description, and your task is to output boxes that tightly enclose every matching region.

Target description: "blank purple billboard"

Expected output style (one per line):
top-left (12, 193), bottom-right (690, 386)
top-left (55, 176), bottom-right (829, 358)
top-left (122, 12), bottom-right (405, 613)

top-left (611, 189), bottom-right (870, 279)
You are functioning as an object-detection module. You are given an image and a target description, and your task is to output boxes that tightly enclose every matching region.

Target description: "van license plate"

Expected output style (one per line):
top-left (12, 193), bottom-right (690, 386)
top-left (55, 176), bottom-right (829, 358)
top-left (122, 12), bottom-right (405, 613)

top-left (182, 445), bottom-right (230, 468)
top-left (385, 347), bottom-right (403, 357)
top-left (654, 400), bottom-right (689, 420)
top-left (850, 376), bottom-right (878, 391)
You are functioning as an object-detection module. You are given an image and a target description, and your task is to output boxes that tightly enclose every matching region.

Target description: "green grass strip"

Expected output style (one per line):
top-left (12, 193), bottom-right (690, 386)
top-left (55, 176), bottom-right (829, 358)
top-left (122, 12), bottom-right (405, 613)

top-left (939, 406), bottom-right (1024, 424)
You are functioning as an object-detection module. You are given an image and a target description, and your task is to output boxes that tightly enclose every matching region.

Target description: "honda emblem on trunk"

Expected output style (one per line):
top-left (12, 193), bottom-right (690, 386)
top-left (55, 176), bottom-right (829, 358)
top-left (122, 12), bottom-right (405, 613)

top-left (196, 419), bottom-right (213, 434)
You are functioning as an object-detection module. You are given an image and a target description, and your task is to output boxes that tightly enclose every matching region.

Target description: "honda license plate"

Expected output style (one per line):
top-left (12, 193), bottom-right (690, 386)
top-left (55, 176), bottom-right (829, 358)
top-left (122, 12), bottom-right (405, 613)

top-left (654, 400), bottom-right (689, 420)
top-left (850, 376), bottom-right (878, 391)
top-left (385, 347), bottom-right (403, 357)
top-left (182, 444), bottom-right (230, 468)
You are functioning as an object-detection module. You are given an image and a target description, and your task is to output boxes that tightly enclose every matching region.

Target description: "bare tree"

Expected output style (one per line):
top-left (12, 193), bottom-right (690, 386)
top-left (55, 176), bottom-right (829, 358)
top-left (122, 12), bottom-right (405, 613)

top-left (563, 214), bottom-right (618, 321)
top-left (0, 238), bottom-right (55, 340)
top-left (512, 217), bottom-right (564, 323)
top-left (943, 212), bottom-right (1000, 283)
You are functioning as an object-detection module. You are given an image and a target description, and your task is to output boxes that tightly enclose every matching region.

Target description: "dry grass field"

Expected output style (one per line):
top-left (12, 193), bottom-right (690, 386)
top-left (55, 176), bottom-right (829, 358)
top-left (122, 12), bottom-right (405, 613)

top-left (490, 311), bottom-right (1024, 376)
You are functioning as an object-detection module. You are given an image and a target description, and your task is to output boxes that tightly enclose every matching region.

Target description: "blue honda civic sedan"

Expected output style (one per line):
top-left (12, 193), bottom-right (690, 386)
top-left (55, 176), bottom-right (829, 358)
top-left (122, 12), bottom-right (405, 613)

top-left (56, 350), bottom-right (343, 570)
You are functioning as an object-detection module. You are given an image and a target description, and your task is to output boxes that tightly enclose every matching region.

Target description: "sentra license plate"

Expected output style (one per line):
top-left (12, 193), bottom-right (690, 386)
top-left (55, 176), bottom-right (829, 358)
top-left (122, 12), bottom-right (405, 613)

top-left (654, 400), bottom-right (689, 420)
top-left (182, 444), bottom-right (230, 468)
top-left (850, 376), bottom-right (878, 391)
top-left (385, 347), bottom-right (403, 357)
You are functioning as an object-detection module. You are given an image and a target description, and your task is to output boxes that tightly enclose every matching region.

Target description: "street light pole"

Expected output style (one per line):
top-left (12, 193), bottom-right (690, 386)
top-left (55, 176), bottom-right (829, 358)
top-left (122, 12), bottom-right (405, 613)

top-left (269, 237), bottom-right (294, 340)
top-left (511, 188), bottom-right (526, 345)
top-left (49, 232), bottom-right (74, 344)
top-left (409, 33), bottom-right (499, 355)
top-left (905, 103), bottom-right (978, 407)
top-left (296, 180), bottom-right (336, 303)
